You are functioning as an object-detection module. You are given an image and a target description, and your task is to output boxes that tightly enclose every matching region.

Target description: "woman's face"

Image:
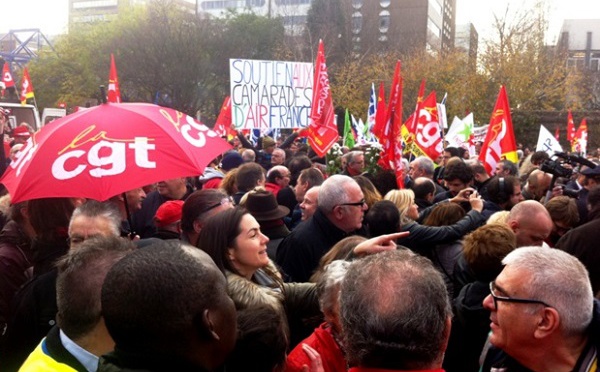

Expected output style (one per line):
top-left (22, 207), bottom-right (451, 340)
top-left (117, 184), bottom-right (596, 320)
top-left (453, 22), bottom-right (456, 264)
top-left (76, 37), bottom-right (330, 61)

top-left (407, 199), bottom-right (419, 220)
top-left (228, 214), bottom-right (270, 278)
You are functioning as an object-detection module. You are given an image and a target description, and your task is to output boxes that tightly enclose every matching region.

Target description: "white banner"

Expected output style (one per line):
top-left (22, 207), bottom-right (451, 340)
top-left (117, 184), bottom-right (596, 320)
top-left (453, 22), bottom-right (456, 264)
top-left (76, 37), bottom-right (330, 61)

top-left (230, 59), bottom-right (313, 130)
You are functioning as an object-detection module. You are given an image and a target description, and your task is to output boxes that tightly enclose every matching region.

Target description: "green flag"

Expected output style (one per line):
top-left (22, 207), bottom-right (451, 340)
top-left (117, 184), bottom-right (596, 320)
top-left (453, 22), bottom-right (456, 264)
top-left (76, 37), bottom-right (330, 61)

top-left (343, 108), bottom-right (355, 149)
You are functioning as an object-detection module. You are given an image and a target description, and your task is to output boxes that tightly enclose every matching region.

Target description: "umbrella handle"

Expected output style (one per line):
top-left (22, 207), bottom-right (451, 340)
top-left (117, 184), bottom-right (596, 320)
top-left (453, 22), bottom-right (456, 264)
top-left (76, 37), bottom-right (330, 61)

top-left (122, 192), bottom-right (137, 239)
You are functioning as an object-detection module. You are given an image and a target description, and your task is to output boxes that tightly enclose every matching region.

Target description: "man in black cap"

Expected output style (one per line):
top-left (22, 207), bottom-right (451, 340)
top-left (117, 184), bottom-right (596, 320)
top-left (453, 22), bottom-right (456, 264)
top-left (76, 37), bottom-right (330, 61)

top-left (575, 164), bottom-right (600, 223)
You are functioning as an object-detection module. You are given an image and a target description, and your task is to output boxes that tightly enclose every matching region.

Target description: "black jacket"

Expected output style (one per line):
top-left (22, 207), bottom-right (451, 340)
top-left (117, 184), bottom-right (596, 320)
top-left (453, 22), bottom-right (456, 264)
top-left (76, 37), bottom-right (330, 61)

top-left (397, 209), bottom-right (485, 255)
top-left (275, 209), bottom-right (359, 282)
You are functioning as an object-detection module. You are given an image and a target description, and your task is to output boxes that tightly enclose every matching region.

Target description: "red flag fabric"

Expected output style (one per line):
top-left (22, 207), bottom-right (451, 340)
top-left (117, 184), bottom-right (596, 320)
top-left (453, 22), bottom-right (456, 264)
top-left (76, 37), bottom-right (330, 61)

top-left (307, 40), bottom-right (338, 157)
top-left (2, 63), bottom-right (15, 89)
top-left (403, 91), bottom-right (443, 161)
top-left (400, 79), bottom-right (426, 155)
top-left (389, 61), bottom-right (404, 189)
top-left (478, 86), bottom-right (518, 176)
top-left (107, 54), bottom-right (121, 103)
top-left (554, 125), bottom-right (560, 141)
top-left (214, 96), bottom-right (231, 136)
top-left (567, 110), bottom-right (575, 143)
top-left (372, 82), bottom-right (387, 140)
top-left (20, 67), bottom-right (34, 104)
top-left (571, 118), bottom-right (588, 155)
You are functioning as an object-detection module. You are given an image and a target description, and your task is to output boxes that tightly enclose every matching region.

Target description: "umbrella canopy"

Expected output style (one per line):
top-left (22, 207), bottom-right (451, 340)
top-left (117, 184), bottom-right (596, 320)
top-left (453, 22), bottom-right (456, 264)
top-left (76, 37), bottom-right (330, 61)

top-left (1, 102), bottom-right (231, 203)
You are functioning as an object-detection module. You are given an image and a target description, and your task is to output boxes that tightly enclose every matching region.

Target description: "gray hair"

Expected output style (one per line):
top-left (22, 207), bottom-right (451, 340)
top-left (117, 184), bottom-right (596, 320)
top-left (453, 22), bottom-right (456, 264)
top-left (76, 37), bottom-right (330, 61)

top-left (347, 151), bottom-right (364, 164)
top-left (413, 156), bottom-right (435, 177)
top-left (318, 175), bottom-right (356, 212)
top-left (502, 247), bottom-right (593, 335)
top-left (341, 249), bottom-right (451, 369)
top-left (241, 149), bottom-right (255, 162)
top-left (69, 200), bottom-right (121, 237)
top-left (316, 260), bottom-right (350, 314)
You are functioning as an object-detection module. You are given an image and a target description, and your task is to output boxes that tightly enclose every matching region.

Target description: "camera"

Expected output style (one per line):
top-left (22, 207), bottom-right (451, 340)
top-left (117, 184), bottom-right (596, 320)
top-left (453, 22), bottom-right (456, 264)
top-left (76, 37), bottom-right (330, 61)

top-left (540, 160), bottom-right (572, 179)
top-left (541, 152), bottom-right (597, 199)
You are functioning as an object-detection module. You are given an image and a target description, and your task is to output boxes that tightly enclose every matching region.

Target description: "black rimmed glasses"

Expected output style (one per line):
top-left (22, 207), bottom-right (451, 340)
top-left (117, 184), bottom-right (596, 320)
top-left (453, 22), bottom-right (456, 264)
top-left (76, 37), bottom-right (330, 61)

top-left (489, 281), bottom-right (552, 310)
top-left (338, 199), bottom-right (366, 208)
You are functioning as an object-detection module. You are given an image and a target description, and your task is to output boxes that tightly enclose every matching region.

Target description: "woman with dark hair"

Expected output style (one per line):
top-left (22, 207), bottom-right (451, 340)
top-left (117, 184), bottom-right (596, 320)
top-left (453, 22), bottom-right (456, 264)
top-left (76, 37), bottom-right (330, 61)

top-left (196, 208), bottom-right (320, 347)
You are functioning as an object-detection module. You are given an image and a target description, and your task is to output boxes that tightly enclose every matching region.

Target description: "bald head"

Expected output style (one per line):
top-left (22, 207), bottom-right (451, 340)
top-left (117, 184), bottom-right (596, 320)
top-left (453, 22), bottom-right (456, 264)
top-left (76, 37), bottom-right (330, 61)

top-left (507, 200), bottom-right (553, 247)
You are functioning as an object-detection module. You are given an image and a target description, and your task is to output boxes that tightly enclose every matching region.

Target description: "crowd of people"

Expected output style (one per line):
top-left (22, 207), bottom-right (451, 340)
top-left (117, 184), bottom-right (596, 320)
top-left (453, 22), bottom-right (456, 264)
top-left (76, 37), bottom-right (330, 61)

top-left (1, 118), bottom-right (600, 372)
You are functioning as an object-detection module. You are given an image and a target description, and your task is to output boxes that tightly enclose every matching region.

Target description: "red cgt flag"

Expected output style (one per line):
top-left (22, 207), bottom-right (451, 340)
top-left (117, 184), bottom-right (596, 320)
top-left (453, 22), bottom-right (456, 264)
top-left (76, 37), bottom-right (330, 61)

top-left (20, 67), bottom-right (34, 104)
top-left (307, 40), bottom-right (338, 158)
top-left (107, 54), bottom-right (121, 103)
top-left (478, 86), bottom-right (518, 176)
top-left (2, 62), bottom-right (15, 89)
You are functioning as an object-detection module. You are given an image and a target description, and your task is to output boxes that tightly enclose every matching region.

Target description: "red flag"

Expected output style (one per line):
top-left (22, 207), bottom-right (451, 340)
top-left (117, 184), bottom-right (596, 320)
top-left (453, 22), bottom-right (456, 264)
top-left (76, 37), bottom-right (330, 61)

top-left (571, 118), bottom-right (588, 155)
top-left (372, 82), bottom-right (387, 139)
top-left (2, 62), bottom-right (15, 89)
top-left (377, 62), bottom-right (403, 172)
top-left (214, 96), bottom-right (236, 140)
top-left (107, 54), bottom-right (121, 103)
top-left (400, 80), bottom-right (426, 154)
top-left (567, 109), bottom-right (575, 143)
top-left (403, 91), bottom-right (443, 162)
top-left (389, 61), bottom-right (404, 188)
top-left (307, 40), bottom-right (338, 157)
top-left (554, 125), bottom-right (560, 141)
top-left (478, 86), bottom-right (518, 176)
top-left (20, 67), bottom-right (34, 105)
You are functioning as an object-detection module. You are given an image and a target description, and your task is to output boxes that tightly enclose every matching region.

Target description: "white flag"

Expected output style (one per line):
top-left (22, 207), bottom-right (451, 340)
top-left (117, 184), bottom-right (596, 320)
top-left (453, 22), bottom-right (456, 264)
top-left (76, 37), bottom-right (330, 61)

top-left (536, 125), bottom-right (563, 156)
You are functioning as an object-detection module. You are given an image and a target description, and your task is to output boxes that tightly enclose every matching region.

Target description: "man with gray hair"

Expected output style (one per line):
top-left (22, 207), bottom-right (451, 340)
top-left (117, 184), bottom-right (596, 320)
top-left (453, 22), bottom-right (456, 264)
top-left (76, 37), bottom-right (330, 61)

top-left (340, 249), bottom-right (452, 371)
top-left (481, 247), bottom-right (600, 371)
top-left (408, 156), bottom-right (446, 194)
top-left (341, 151), bottom-right (365, 177)
top-left (276, 175), bottom-right (367, 282)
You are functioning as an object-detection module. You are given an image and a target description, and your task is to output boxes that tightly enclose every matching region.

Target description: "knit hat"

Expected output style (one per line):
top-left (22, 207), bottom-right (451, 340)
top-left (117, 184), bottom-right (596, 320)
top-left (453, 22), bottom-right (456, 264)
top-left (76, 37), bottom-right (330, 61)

top-left (262, 136), bottom-right (276, 148)
top-left (221, 151), bottom-right (243, 171)
top-left (12, 126), bottom-right (31, 138)
top-left (154, 200), bottom-right (184, 228)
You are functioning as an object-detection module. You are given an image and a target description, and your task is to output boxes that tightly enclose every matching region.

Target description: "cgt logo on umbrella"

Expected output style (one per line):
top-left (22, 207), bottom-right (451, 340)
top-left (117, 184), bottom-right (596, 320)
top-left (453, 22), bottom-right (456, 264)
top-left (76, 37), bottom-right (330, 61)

top-left (11, 109), bottom-right (219, 180)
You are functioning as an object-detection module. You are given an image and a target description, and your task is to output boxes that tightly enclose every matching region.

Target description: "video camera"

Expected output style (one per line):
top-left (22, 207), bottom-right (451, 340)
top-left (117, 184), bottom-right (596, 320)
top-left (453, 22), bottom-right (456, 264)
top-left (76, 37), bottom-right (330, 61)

top-left (540, 152), bottom-right (597, 198)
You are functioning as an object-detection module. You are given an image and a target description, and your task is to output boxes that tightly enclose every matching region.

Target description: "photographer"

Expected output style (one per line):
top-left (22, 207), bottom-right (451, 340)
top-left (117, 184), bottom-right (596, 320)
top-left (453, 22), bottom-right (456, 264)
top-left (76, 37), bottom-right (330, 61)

top-left (575, 167), bottom-right (600, 224)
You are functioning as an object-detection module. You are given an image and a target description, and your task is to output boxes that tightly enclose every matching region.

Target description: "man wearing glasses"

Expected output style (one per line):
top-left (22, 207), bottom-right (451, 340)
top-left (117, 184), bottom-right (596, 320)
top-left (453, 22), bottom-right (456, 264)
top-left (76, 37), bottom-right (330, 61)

top-left (480, 247), bottom-right (599, 372)
top-left (276, 175), bottom-right (367, 282)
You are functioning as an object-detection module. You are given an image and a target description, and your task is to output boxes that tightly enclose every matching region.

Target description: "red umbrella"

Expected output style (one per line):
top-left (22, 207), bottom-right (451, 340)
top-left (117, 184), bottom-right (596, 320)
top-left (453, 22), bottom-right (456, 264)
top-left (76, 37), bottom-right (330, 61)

top-left (1, 102), bottom-right (231, 203)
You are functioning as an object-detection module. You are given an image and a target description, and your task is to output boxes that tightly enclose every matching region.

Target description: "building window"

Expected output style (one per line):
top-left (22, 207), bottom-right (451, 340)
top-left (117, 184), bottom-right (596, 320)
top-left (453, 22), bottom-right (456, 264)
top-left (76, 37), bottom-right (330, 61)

top-left (380, 0), bottom-right (390, 7)
top-left (591, 59), bottom-right (600, 71)
top-left (427, 18), bottom-right (441, 37)
top-left (247, 0), bottom-right (265, 6)
top-left (428, 0), bottom-right (442, 16)
top-left (379, 10), bottom-right (390, 33)
top-left (352, 0), bottom-right (362, 9)
top-left (352, 12), bottom-right (362, 35)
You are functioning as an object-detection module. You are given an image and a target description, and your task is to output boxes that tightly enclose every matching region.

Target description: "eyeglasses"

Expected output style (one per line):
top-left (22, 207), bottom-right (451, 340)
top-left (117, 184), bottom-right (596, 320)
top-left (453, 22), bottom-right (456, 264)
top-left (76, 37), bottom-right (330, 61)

top-left (200, 196), bottom-right (234, 215)
top-left (489, 281), bottom-right (552, 310)
top-left (338, 199), bottom-right (366, 208)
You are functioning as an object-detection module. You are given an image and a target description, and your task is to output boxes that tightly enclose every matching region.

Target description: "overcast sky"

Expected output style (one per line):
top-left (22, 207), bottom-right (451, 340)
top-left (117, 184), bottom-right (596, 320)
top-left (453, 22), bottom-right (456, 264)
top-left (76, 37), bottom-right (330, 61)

top-left (1, 0), bottom-right (599, 44)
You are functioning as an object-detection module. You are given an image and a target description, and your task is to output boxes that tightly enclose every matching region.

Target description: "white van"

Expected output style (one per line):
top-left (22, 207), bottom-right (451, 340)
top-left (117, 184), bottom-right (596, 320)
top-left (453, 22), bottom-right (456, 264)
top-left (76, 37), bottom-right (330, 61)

top-left (0, 102), bottom-right (41, 131)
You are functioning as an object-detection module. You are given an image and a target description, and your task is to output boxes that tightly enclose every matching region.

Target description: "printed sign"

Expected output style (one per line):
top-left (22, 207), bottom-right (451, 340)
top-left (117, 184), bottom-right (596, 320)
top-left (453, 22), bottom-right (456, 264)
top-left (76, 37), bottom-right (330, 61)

top-left (230, 59), bottom-right (313, 129)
